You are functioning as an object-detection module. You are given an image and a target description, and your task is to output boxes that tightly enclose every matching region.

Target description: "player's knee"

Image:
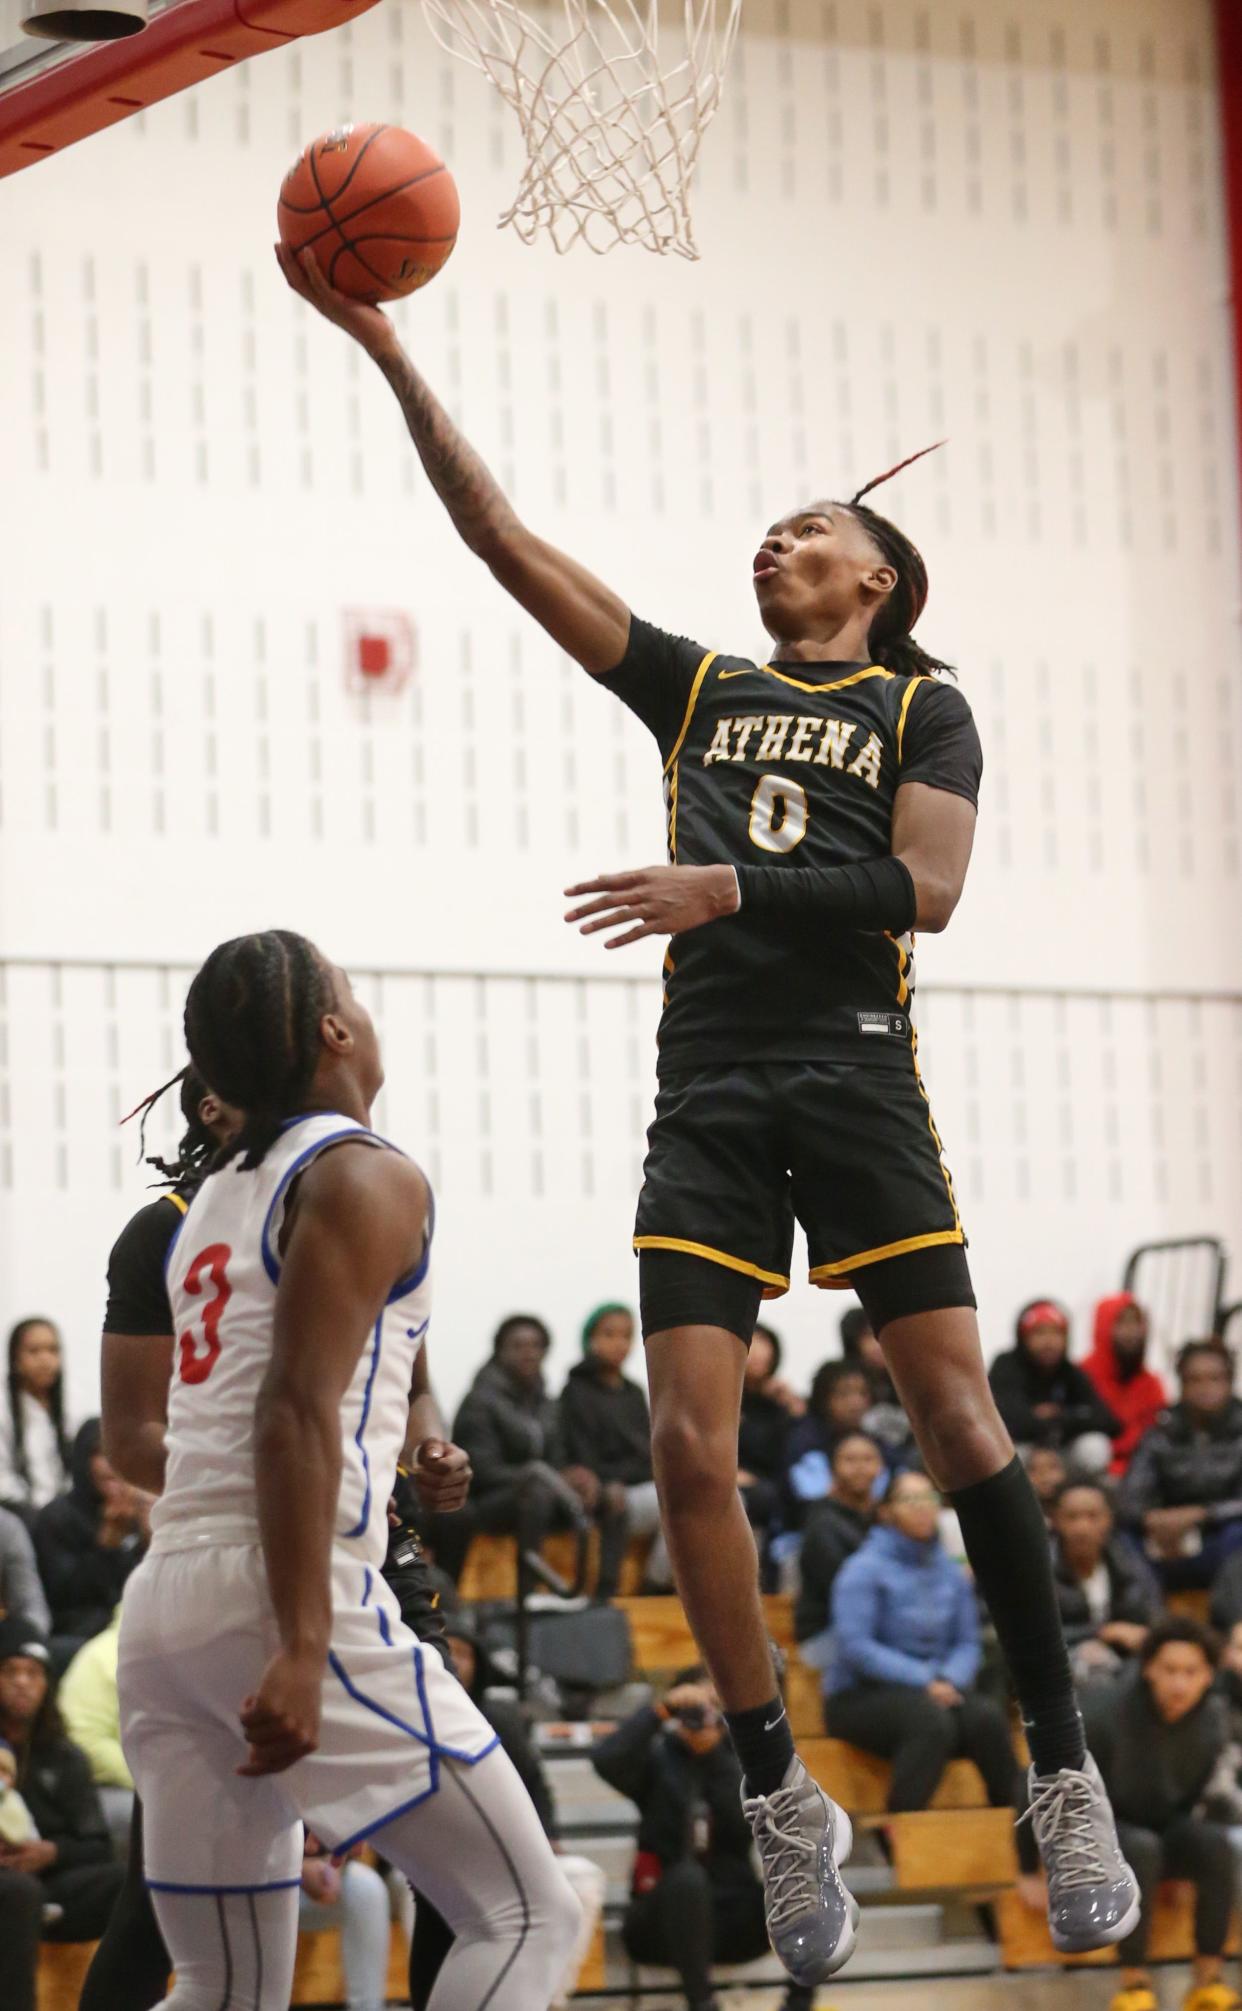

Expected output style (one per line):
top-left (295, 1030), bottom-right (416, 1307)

top-left (917, 1385), bottom-right (1008, 1483)
top-left (537, 1863), bottom-right (584, 1966)
top-left (650, 1411), bottom-right (736, 1513)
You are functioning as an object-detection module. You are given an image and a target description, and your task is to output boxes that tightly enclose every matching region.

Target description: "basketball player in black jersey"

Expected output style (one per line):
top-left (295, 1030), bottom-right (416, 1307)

top-left (279, 244), bottom-right (1141, 1982)
top-left (84, 1068), bottom-right (474, 2011)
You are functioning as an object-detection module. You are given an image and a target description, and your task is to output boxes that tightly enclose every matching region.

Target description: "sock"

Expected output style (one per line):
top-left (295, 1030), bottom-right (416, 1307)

top-left (726, 1696), bottom-right (796, 1797)
top-left (949, 1454), bottom-right (1086, 1777)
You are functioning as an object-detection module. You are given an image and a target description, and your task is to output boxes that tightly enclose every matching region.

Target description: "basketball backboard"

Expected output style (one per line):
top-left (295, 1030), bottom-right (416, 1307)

top-left (0, 0), bottom-right (379, 179)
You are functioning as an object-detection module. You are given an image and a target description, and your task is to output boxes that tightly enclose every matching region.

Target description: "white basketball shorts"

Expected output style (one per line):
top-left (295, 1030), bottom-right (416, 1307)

top-left (118, 1543), bottom-right (497, 1895)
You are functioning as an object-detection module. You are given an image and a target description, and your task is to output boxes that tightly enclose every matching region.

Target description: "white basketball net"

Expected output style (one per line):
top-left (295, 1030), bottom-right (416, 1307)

top-left (419, 0), bottom-right (742, 257)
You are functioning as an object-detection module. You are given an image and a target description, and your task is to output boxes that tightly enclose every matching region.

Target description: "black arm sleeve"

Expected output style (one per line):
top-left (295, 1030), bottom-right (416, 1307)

top-left (734, 855), bottom-right (917, 931)
top-left (898, 680), bottom-right (984, 806)
top-left (103, 1197), bottom-right (183, 1337)
top-left (597, 616), bottom-right (716, 763)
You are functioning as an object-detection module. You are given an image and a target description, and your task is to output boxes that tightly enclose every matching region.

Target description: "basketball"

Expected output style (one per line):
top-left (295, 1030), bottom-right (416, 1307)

top-left (277, 123), bottom-right (460, 304)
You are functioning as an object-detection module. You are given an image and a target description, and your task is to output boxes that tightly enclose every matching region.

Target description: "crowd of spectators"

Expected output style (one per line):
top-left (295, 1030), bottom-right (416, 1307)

top-left (8, 1290), bottom-right (1242, 2010)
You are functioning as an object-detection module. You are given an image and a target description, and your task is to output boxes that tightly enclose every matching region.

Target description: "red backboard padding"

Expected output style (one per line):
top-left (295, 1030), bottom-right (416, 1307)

top-left (0, 0), bottom-right (382, 178)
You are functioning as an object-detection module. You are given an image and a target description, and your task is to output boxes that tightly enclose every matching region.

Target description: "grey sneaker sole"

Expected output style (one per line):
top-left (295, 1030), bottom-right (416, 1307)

top-left (1049, 1869), bottom-right (1142, 1955)
top-left (803, 1802), bottom-right (860, 1984)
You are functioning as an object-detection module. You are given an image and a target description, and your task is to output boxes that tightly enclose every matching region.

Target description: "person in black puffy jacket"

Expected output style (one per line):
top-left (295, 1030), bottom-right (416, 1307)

top-left (33, 1421), bottom-right (145, 1671)
top-left (560, 1304), bottom-right (671, 1591)
top-left (987, 1299), bottom-right (1119, 1476)
top-left (1049, 1480), bottom-right (1160, 1688)
top-left (453, 1314), bottom-right (629, 1596)
top-left (1118, 1339), bottom-right (1242, 1595)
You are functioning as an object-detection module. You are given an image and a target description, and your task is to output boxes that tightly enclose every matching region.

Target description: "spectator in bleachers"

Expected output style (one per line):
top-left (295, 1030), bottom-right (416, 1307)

top-left (0, 1507), bottom-right (50, 1639)
top-left (1202, 1620), bottom-right (1242, 1856)
top-left (737, 1323), bottom-right (803, 1546)
top-left (453, 1314), bottom-right (629, 1599)
top-left (1024, 1443), bottom-right (1069, 1526)
top-left (0, 1319), bottom-right (70, 1524)
top-left (782, 1361), bottom-right (876, 1528)
top-left (0, 1618), bottom-right (124, 2011)
top-left (1069, 1619), bottom-right (1237, 2011)
top-left (1119, 1339), bottom-right (1242, 1594)
top-left (593, 1665), bottom-right (812, 2011)
top-left (1083, 1293), bottom-right (1168, 1478)
top-left (1050, 1482), bottom-right (1160, 1689)
top-left (560, 1303), bottom-right (672, 1593)
top-left (411, 1615), bottom-right (606, 2011)
top-left (824, 1470), bottom-right (1020, 1813)
top-left (839, 1305), bottom-right (916, 1466)
top-left (299, 1831), bottom-right (397, 2011)
top-left (794, 1431), bottom-right (885, 1650)
top-left (58, 1608), bottom-right (132, 1856)
top-left (988, 1299), bottom-right (1120, 1476)
top-left (33, 1421), bottom-right (145, 1671)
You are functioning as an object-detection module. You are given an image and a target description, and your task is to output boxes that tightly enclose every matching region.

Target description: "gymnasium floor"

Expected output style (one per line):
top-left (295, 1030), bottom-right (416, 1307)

top-left (582, 1978), bottom-right (1179, 2010)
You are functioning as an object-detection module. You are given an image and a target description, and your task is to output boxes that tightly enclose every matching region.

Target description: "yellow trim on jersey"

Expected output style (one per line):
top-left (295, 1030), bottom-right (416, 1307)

top-left (884, 932), bottom-right (911, 1009)
top-left (662, 651), bottom-right (718, 777)
top-left (633, 1235), bottom-right (790, 1296)
top-left (912, 1026), bottom-right (964, 1235)
top-left (168, 1193), bottom-right (190, 1217)
top-left (744, 662), bottom-right (894, 698)
top-left (895, 675), bottom-right (928, 763)
top-left (808, 1227), bottom-right (964, 1281)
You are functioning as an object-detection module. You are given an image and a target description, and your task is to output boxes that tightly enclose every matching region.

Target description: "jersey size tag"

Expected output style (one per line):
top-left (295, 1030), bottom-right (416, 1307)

top-left (857, 1011), bottom-right (910, 1038)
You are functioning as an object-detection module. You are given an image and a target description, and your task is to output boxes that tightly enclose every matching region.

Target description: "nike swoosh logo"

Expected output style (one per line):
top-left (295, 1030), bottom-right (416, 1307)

top-left (718, 668), bottom-right (756, 680)
top-left (763, 1706), bottom-right (787, 1732)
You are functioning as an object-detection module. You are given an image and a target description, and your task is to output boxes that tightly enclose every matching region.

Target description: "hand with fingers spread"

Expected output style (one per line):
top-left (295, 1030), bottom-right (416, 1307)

top-left (565, 864), bottom-right (740, 948)
top-left (273, 243), bottom-right (397, 363)
top-left (237, 1648), bottom-right (323, 1777)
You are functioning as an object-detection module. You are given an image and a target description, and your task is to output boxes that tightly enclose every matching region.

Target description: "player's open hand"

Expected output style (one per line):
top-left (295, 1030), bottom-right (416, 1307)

top-left (565, 864), bottom-right (740, 948)
top-left (237, 1649), bottom-right (323, 1776)
top-left (412, 1437), bottom-right (472, 1513)
top-left (274, 244), bottom-right (396, 363)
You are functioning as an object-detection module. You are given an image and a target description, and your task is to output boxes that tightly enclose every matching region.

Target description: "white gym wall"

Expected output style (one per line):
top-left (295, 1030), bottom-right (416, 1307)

top-left (1, 0), bottom-right (1239, 1420)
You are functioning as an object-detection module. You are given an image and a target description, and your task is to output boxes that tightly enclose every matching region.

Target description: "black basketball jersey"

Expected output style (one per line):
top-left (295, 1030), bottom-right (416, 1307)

top-left (602, 616), bottom-right (983, 1075)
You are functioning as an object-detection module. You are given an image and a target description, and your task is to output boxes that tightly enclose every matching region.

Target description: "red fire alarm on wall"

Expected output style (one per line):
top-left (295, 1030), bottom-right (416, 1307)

top-left (343, 610), bottom-right (417, 695)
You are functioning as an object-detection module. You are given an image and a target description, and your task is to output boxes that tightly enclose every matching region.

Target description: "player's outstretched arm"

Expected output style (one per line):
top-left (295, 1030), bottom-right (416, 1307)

top-left (275, 246), bottom-right (631, 675)
top-left (564, 785), bottom-right (977, 947)
top-left (239, 1142), bottom-right (427, 1776)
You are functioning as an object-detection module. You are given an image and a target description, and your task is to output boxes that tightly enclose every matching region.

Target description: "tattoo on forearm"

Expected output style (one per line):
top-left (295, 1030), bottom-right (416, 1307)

top-left (378, 349), bottom-right (520, 554)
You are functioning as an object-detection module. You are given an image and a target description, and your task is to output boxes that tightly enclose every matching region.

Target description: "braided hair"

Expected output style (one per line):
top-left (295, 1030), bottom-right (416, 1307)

top-left (183, 930), bottom-right (334, 1170)
top-left (123, 1064), bottom-right (218, 1188)
top-left (832, 441), bottom-right (955, 681)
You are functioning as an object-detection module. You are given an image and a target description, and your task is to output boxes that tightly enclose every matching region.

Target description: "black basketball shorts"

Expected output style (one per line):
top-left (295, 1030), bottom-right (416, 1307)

top-left (633, 1054), bottom-right (973, 1333)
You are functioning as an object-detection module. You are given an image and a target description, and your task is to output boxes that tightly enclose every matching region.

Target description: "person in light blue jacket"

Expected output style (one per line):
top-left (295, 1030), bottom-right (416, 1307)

top-left (825, 1469), bottom-right (1021, 1812)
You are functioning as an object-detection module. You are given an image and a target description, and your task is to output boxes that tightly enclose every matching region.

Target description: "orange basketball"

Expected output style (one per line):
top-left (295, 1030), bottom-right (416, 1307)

top-left (278, 123), bottom-right (460, 304)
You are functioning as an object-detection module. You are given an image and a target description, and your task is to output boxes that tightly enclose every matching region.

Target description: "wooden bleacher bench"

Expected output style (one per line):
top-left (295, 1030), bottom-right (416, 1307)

top-left (996, 1884), bottom-right (1242, 1968)
top-left (799, 1736), bottom-right (989, 1815)
top-left (458, 1528), bottom-right (652, 1602)
top-left (38, 1913), bottom-right (607, 2006)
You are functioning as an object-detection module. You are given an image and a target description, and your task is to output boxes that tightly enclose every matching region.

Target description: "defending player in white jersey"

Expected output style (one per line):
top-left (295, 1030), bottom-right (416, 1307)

top-left (115, 928), bottom-right (581, 2011)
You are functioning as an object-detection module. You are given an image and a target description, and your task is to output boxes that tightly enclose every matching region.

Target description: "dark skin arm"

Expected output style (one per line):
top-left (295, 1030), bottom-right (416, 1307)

top-left (239, 1142), bottom-right (427, 1777)
top-left (565, 781), bottom-right (978, 947)
top-left (100, 1333), bottom-right (173, 1494)
top-left (399, 1348), bottom-right (472, 1515)
top-left (274, 247), bottom-right (631, 676)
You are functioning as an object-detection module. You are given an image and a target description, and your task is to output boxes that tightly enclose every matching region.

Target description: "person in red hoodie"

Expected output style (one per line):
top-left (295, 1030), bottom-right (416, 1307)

top-left (1084, 1295), bottom-right (1168, 1479)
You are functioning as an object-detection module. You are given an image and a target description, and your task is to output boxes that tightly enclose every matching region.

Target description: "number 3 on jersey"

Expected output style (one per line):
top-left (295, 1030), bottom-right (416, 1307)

top-left (178, 1244), bottom-right (232, 1385)
top-left (749, 773), bottom-right (808, 854)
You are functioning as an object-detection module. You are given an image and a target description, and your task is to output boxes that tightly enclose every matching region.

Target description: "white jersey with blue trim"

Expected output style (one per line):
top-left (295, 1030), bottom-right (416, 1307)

top-left (150, 1110), bottom-right (430, 1568)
